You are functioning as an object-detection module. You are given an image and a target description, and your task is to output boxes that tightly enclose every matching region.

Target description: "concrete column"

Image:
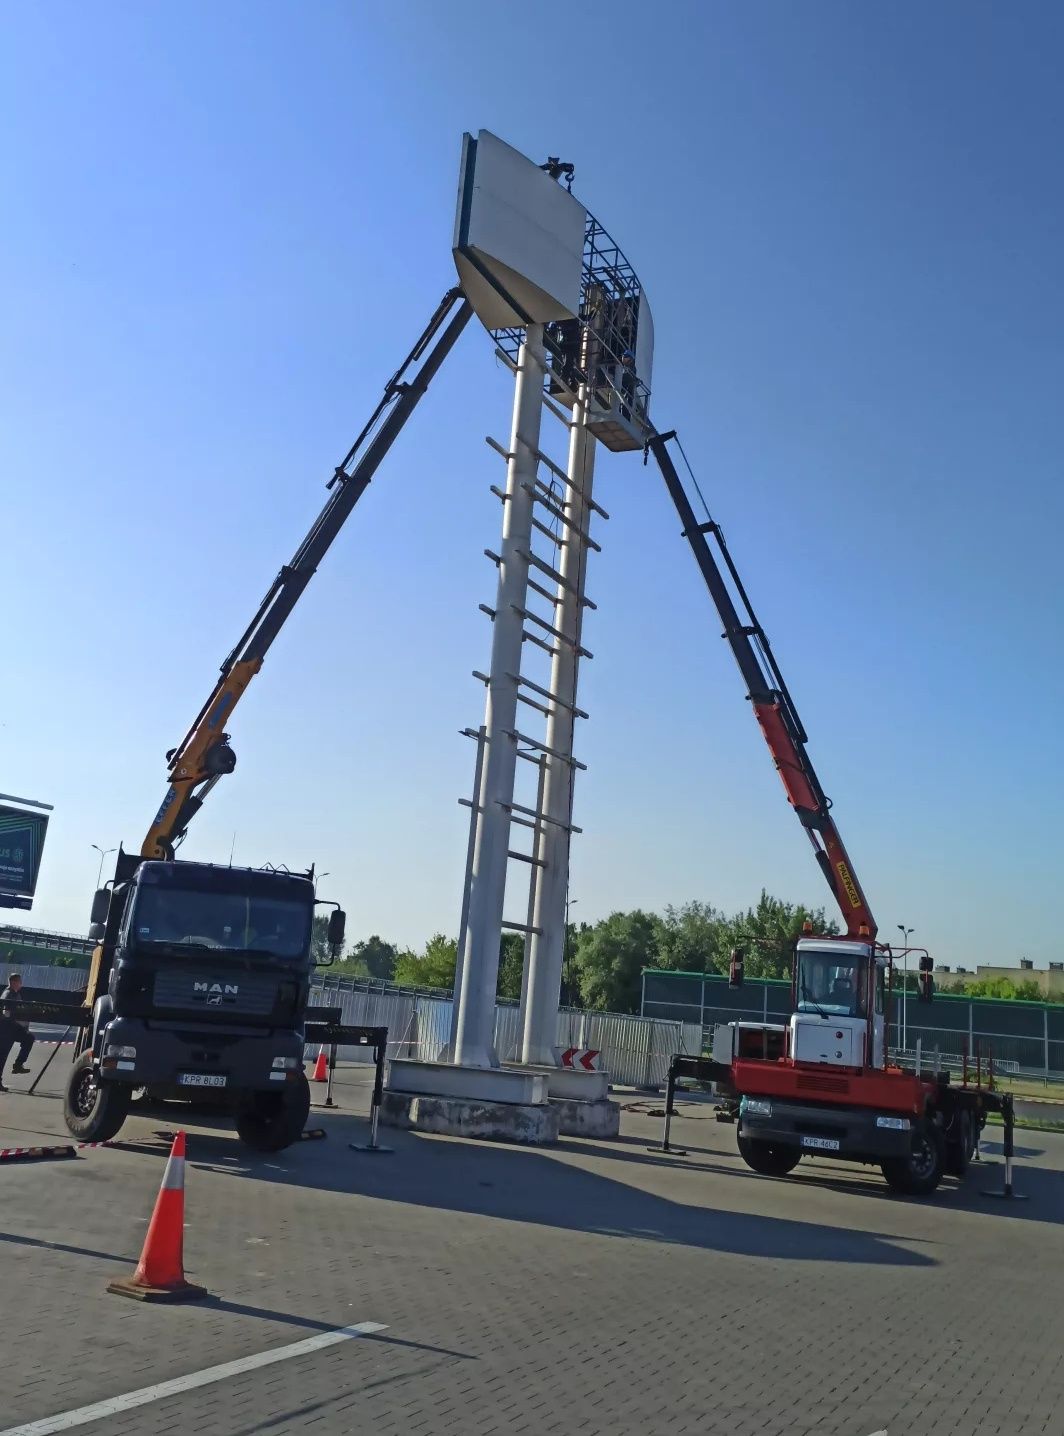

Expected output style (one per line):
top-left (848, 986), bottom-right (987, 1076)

top-left (452, 326), bottom-right (545, 1069)
top-left (519, 386), bottom-right (596, 1065)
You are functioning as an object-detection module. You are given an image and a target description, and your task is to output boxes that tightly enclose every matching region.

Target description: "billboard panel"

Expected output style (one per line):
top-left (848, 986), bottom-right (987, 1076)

top-left (453, 130), bottom-right (586, 332)
top-left (0, 804), bottom-right (50, 907)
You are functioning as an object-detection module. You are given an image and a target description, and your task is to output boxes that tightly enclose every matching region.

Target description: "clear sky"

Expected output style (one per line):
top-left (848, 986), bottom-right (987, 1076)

top-left (3, 2), bottom-right (1062, 967)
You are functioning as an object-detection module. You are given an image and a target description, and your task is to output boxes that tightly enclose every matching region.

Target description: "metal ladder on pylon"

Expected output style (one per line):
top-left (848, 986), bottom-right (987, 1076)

top-left (454, 329), bottom-right (607, 1064)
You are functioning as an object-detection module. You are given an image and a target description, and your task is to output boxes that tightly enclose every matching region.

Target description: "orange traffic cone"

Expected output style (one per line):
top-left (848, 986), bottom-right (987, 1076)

top-left (312, 1047), bottom-right (328, 1083)
top-left (108, 1131), bottom-right (207, 1302)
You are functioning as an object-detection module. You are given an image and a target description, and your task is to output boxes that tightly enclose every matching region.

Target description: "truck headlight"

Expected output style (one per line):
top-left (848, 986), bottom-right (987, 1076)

top-left (742, 1098), bottom-right (773, 1117)
top-left (272, 1056), bottom-right (301, 1071)
top-left (876, 1115), bottom-right (910, 1130)
top-left (104, 1044), bottom-right (137, 1060)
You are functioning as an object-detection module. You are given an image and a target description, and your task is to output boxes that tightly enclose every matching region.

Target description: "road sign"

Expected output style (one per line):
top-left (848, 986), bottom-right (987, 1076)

top-left (560, 1047), bottom-right (601, 1071)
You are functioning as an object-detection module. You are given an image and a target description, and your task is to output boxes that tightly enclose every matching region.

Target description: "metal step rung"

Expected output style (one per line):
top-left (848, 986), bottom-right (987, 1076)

top-left (516, 548), bottom-right (598, 611)
top-left (521, 483), bottom-right (602, 552)
top-left (511, 605), bottom-right (593, 659)
top-left (532, 448), bottom-right (570, 488)
top-left (489, 484), bottom-right (509, 504)
top-left (530, 515), bottom-right (565, 548)
top-left (522, 628), bottom-right (558, 658)
top-left (527, 574), bottom-right (561, 608)
top-left (501, 918), bottom-right (542, 935)
top-left (508, 849), bottom-right (546, 868)
top-left (515, 688), bottom-right (553, 718)
top-left (502, 799), bottom-right (582, 835)
top-left (469, 678), bottom-right (557, 721)
top-left (491, 344), bottom-right (579, 430)
top-left (479, 603), bottom-right (496, 620)
top-left (510, 672), bottom-right (589, 720)
top-left (506, 729), bottom-right (587, 770)
top-left (485, 435), bottom-right (511, 461)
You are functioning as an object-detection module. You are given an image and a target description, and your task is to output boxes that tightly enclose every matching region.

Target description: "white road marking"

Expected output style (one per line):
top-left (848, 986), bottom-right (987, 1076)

top-left (0, 1321), bottom-right (388, 1436)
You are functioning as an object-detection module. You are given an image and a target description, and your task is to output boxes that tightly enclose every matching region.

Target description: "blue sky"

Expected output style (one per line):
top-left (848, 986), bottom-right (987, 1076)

top-left (3, 2), bottom-right (1062, 966)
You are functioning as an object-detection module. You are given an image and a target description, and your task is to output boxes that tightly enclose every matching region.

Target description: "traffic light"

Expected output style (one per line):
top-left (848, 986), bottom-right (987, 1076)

top-left (729, 947), bottom-right (745, 989)
top-left (918, 954), bottom-right (934, 1003)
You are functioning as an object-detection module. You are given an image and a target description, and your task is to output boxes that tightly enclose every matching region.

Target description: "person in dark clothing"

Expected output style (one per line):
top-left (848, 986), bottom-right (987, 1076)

top-left (0, 973), bottom-right (34, 1090)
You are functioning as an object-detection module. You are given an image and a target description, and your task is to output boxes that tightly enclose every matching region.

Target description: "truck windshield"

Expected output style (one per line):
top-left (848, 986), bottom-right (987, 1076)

top-left (130, 887), bottom-right (311, 961)
top-left (797, 951), bottom-right (867, 1018)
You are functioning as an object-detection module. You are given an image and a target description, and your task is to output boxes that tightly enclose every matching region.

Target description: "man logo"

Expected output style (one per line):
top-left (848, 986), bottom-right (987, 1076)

top-left (193, 981), bottom-right (239, 1000)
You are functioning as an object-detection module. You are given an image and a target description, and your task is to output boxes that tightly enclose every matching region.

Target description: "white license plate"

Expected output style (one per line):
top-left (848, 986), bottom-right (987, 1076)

top-left (801, 1135), bottom-right (840, 1151)
top-left (177, 1073), bottom-right (227, 1088)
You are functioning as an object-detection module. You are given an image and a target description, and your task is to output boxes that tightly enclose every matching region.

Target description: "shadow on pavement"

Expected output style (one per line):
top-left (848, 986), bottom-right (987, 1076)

top-left (172, 1114), bottom-right (935, 1268)
top-left (0, 1229), bottom-right (134, 1264)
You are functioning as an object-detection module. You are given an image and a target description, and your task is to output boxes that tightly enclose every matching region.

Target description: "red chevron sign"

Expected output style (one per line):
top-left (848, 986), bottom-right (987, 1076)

top-left (560, 1047), bottom-right (601, 1071)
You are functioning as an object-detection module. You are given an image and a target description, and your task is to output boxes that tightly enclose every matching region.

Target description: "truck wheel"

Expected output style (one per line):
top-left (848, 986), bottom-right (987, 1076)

top-left (737, 1134), bottom-right (801, 1176)
top-left (881, 1120), bottom-right (944, 1195)
top-left (63, 1052), bottom-right (132, 1143)
top-left (235, 1074), bottom-right (310, 1153)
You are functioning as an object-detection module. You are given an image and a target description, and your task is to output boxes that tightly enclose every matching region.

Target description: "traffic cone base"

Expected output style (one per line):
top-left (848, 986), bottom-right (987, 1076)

top-left (108, 1130), bottom-right (209, 1302)
top-left (107, 1274), bottom-right (208, 1303)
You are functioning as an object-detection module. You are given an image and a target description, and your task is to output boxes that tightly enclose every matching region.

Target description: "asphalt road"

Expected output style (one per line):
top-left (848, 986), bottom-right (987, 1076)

top-left (1, 1064), bottom-right (1061, 1436)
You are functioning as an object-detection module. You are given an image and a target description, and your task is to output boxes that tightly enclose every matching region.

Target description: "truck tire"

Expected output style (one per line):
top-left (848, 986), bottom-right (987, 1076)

top-left (737, 1134), bottom-right (801, 1177)
top-left (235, 1073), bottom-right (310, 1153)
top-left (63, 1052), bottom-right (133, 1143)
top-left (880, 1119), bottom-right (944, 1195)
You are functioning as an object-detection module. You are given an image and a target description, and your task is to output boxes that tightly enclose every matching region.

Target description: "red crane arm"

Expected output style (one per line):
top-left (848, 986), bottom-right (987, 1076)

top-left (646, 431), bottom-right (877, 941)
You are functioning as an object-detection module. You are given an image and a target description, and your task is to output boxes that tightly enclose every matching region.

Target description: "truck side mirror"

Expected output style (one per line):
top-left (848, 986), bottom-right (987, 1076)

top-left (89, 888), bottom-right (110, 927)
top-left (327, 908), bottom-right (346, 957)
top-left (918, 954), bottom-right (934, 1003)
top-left (729, 947), bottom-right (745, 989)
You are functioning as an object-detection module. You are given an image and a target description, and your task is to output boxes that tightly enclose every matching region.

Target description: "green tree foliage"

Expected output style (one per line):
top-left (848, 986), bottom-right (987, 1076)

top-left (497, 931), bottom-right (525, 1002)
top-left (393, 933), bottom-right (458, 991)
top-left (572, 910), bottom-right (664, 1014)
top-left (348, 934), bottom-right (397, 982)
top-left (718, 890), bottom-right (838, 980)
top-left (656, 901), bottom-right (726, 975)
top-left (309, 913), bottom-right (333, 967)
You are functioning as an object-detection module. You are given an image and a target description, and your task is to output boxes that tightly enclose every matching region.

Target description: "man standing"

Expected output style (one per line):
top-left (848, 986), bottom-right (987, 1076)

top-left (0, 973), bottom-right (34, 1091)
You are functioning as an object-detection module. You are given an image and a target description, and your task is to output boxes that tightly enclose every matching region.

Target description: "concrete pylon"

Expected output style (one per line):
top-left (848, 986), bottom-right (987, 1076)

top-left (519, 385), bottom-right (596, 1064)
top-left (451, 325), bottom-right (546, 1069)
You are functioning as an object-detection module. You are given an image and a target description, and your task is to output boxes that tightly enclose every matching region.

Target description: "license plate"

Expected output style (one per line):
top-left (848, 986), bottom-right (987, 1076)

top-left (801, 1135), bottom-right (840, 1151)
top-left (178, 1073), bottom-right (227, 1088)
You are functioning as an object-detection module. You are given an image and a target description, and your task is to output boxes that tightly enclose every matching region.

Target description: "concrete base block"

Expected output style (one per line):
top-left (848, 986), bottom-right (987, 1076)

top-left (504, 1063), bottom-right (610, 1102)
top-left (386, 1059), bottom-right (548, 1104)
top-left (550, 1096), bottom-right (621, 1139)
top-left (380, 1091), bottom-right (559, 1145)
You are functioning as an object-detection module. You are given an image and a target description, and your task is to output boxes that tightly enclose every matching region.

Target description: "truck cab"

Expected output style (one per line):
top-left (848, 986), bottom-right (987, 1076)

top-left (792, 938), bottom-right (886, 1070)
top-left (65, 854), bottom-right (342, 1151)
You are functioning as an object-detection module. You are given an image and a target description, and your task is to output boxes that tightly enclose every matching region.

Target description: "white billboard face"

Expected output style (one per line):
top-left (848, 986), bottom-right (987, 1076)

top-left (453, 131), bottom-right (587, 332)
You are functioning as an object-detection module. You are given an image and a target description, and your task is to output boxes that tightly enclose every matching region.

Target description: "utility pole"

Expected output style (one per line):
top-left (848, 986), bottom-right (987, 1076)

top-left (897, 924), bottom-right (914, 1052)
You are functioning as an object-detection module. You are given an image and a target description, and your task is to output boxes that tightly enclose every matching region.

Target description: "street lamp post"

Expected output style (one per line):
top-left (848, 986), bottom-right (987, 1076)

top-left (897, 924), bottom-right (914, 1053)
top-left (92, 844), bottom-right (116, 892)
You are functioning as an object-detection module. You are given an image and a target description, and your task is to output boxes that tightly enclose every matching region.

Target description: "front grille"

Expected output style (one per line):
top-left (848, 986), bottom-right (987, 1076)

top-left (152, 970), bottom-right (278, 1017)
top-left (796, 1073), bottom-right (850, 1096)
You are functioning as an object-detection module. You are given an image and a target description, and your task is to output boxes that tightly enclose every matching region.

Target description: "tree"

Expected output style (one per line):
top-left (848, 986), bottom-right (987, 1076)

top-left (309, 914), bottom-right (333, 967)
top-left (393, 933), bottom-right (458, 991)
top-left (655, 901), bottom-right (726, 974)
top-left (718, 890), bottom-right (838, 980)
top-left (572, 910), bottom-right (664, 1013)
top-left (348, 935), bottom-right (397, 982)
top-left (497, 931), bottom-right (525, 1002)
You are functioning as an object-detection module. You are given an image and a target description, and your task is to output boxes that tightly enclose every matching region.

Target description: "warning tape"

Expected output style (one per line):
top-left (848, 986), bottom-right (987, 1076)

top-left (300, 1128), bottom-right (327, 1141)
top-left (77, 1141), bottom-right (118, 1149)
top-left (0, 1144), bottom-right (78, 1163)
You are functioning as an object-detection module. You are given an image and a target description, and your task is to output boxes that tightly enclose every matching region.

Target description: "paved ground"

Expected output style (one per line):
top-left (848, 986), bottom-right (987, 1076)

top-left (1, 1059), bottom-right (1061, 1436)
